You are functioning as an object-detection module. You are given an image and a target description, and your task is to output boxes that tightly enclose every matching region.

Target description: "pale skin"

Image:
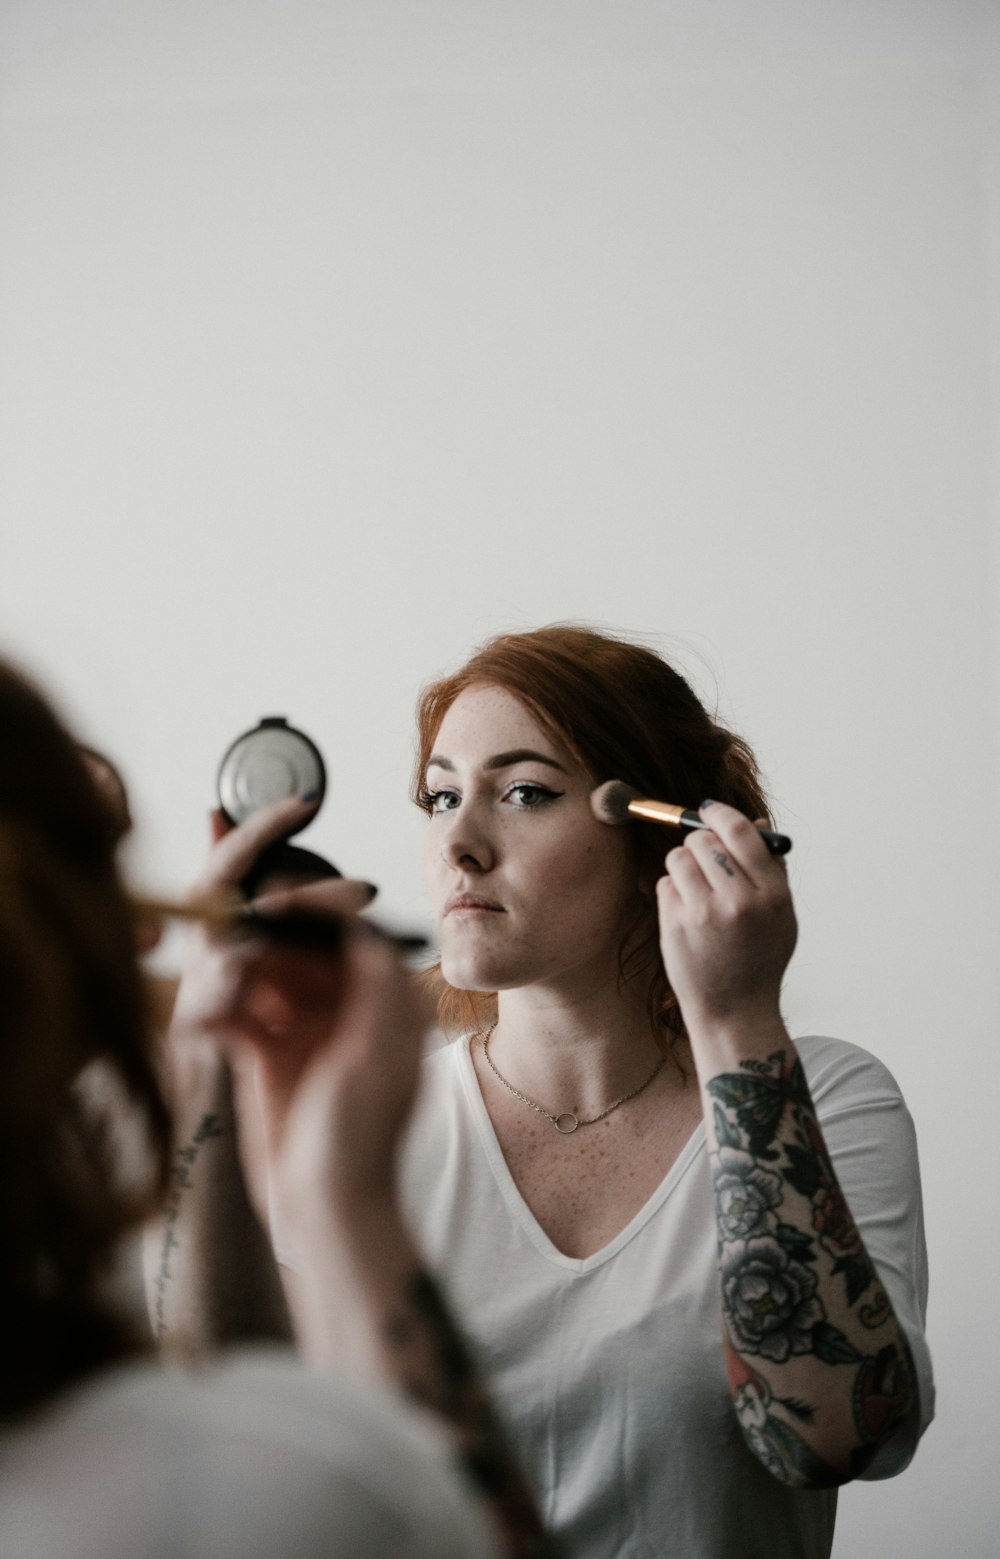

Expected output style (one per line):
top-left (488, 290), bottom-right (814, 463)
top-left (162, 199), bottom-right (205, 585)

top-left (425, 684), bottom-right (916, 1486)
top-left (423, 685), bottom-right (704, 1257)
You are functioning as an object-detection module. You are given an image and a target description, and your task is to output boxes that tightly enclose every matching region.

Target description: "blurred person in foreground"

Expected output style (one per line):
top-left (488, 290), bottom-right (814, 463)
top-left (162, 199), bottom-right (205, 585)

top-left (0, 659), bottom-right (557, 1559)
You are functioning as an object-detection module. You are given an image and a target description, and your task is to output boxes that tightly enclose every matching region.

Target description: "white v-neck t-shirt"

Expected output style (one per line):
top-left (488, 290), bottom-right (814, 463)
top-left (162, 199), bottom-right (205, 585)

top-left (398, 1034), bottom-right (934, 1559)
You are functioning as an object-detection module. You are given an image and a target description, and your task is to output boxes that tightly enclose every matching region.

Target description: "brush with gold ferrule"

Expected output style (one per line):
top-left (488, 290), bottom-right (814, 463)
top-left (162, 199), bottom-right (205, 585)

top-left (590, 781), bottom-right (792, 855)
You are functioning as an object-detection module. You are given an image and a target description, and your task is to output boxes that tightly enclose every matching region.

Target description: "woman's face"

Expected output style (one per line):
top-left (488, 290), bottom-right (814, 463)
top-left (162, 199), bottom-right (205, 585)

top-left (421, 684), bottom-right (642, 996)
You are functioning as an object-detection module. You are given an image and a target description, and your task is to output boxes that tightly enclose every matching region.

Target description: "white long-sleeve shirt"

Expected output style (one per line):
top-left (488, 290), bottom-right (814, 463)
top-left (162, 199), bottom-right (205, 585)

top-left (399, 1033), bottom-right (934, 1559)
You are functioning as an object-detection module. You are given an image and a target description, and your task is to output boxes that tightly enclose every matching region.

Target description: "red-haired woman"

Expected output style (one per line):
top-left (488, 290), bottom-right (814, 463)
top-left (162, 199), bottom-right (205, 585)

top-left (167, 625), bottom-right (933, 1559)
top-left (0, 659), bottom-right (520, 1559)
top-left (398, 625), bottom-right (933, 1556)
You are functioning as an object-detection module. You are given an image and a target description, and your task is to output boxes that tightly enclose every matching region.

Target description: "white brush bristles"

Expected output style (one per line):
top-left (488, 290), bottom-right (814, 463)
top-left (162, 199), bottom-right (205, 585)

top-left (589, 779), bottom-right (639, 825)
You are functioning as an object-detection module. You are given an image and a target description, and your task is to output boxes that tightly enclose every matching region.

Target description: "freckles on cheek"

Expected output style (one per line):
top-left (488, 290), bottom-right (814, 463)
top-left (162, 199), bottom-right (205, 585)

top-left (420, 834), bottom-right (441, 892)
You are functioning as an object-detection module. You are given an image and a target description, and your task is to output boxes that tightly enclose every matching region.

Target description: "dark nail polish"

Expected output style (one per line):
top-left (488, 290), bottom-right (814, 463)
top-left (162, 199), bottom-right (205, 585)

top-left (364, 882), bottom-right (379, 902)
top-left (300, 788), bottom-right (319, 803)
top-left (700, 799), bottom-right (716, 810)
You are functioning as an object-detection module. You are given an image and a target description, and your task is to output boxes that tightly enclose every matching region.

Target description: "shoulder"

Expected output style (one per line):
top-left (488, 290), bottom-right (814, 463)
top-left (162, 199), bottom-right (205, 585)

top-left (421, 1032), bottom-right (470, 1080)
top-left (793, 1034), bottom-right (909, 1113)
top-left (401, 1035), bottom-right (474, 1172)
top-left (409, 1035), bottom-right (472, 1123)
top-left (0, 1352), bottom-right (495, 1559)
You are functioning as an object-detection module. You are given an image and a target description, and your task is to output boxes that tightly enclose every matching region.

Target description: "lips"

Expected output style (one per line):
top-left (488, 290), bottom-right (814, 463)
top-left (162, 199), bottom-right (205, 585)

top-left (444, 893), bottom-right (504, 916)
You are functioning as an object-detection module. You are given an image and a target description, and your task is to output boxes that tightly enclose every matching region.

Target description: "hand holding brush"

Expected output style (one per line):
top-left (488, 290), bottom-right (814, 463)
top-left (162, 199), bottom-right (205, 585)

top-left (590, 780), bottom-right (792, 855)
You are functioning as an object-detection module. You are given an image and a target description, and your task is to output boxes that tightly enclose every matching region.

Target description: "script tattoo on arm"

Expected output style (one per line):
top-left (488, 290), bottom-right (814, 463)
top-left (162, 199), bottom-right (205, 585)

top-left (381, 1270), bottom-right (564, 1559)
top-left (706, 1050), bottom-right (915, 1486)
top-left (146, 1062), bottom-right (292, 1351)
top-left (152, 1112), bottom-right (223, 1339)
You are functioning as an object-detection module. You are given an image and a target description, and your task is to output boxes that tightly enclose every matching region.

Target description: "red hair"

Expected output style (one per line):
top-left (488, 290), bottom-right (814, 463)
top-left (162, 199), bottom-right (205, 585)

top-left (412, 624), bottom-right (772, 1049)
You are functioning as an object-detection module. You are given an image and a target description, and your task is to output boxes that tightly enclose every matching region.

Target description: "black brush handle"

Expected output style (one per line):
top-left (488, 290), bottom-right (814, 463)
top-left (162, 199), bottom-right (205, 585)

top-left (234, 910), bottom-right (428, 954)
top-left (679, 810), bottom-right (792, 856)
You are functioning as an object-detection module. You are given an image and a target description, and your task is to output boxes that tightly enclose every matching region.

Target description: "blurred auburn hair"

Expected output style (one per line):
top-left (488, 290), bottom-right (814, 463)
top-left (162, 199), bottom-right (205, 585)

top-left (412, 624), bottom-right (771, 1050)
top-left (0, 662), bottom-right (171, 1417)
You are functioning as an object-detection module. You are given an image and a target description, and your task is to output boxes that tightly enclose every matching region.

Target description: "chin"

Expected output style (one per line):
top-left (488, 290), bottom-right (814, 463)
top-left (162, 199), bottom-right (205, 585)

top-left (439, 959), bottom-right (496, 992)
top-left (439, 951), bottom-right (522, 992)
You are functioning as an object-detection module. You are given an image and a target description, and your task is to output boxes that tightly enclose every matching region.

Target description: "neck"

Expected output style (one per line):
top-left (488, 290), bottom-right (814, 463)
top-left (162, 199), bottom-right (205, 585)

top-left (487, 982), bottom-right (670, 1119)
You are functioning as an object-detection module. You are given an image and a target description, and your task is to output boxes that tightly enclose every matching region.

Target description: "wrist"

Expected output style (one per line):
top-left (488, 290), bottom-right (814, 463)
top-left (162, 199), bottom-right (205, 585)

top-left (683, 1003), bottom-right (790, 1077)
top-left (294, 1187), bottom-right (411, 1276)
top-left (291, 1196), bottom-right (420, 1365)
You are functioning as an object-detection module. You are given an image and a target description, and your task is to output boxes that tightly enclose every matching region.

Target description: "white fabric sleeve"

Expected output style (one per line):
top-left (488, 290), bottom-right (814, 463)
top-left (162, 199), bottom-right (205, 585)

top-left (804, 1038), bottom-right (934, 1479)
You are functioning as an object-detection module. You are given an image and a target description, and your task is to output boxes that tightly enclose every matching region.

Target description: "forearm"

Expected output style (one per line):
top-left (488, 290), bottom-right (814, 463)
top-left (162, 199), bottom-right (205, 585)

top-left (692, 1012), bottom-right (915, 1487)
top-left (143, 1044), bottom-right (292, 1351)
top-left (292, 1198), bottom-right (562, 1559)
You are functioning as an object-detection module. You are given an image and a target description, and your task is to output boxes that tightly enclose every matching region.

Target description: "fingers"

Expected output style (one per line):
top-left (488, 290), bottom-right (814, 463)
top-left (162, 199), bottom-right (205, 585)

top-left (195, 796), bottom-right (320, 892)
top-left (335, 929), bottom-right (431, 1048)
top-left (659, 841), bottom-right (714, 913)
top-left (691, 801), bottom-right (781, 887)
top-left (657, 801), bottom-right (785, 912)
top-left (226, 920), bottom-right (421, 1063)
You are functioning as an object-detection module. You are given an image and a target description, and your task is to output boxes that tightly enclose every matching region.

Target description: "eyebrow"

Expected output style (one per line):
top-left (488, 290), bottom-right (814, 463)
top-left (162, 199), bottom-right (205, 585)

top-left (426, 748), bottom-right (569, 775)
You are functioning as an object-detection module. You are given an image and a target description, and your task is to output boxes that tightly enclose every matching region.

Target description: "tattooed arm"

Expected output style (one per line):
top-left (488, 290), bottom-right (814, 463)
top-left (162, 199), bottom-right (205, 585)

top-left (255, 930), bottom-right (561, 1559)
top-left (704, 1043), bottom-right (917, 1486)
top-left (288, 1193), bottom-right (560, 1559)
top-left (198, 897), bottom-right (558, 1552)
top-left (657, 801), bottom-right (922, 1487)
top-left (142, 1042), bottom-right (293, 1350)
top-left (142, 799), bottom-right (373, 1351)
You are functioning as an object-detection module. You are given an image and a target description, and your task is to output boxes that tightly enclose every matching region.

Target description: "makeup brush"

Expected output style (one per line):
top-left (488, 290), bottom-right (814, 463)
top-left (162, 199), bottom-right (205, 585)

top-left (129, 893), bottom-right (428, 953)
top-left (590, 781), bottom-right (792, 856)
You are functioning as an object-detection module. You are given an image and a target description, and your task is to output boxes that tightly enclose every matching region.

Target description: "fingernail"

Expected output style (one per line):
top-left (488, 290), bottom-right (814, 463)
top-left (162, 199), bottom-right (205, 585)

top-left (364, 882), bottom-right (379, 902)
top-left (300, 788), bottom-right (319, 803)
top-left (700, 799), bottom-right (716, 810)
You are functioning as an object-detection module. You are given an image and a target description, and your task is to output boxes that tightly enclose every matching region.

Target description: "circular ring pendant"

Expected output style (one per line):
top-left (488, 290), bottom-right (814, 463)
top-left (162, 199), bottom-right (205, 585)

top-left (554, 1112), bottom-right (579, 1134)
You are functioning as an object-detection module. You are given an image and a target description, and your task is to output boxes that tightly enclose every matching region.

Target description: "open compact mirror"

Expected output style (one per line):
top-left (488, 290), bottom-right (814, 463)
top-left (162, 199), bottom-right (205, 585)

top-left (217, 715), bottom-right (326, 827)
top-left (217, 716), bottom-right (339, 897)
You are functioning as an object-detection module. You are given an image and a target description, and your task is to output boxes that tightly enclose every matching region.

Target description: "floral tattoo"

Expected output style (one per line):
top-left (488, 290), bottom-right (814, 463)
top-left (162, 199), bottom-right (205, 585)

top-left (707, 1050), bottom-right (914, 1482)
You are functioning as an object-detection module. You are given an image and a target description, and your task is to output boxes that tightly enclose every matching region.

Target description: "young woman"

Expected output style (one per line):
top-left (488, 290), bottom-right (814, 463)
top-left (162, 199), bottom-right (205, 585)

top-left (391, 624), bottom-right (933, 1557)
top-left (165, 624), bottom-right (933, 1559)
top-left (0, 658), bottom-right (526, 1559)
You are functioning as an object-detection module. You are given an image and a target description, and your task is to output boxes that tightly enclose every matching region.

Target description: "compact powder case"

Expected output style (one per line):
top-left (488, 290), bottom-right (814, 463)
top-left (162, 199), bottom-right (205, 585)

top-left (217, 716), bottom-right (326, 832)
top-left (217, 717), bottom-right (338, 897)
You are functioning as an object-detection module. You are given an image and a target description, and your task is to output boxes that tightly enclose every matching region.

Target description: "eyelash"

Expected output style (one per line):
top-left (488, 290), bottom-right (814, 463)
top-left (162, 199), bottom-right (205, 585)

top-left (424, 782), bottom-right (562, 816)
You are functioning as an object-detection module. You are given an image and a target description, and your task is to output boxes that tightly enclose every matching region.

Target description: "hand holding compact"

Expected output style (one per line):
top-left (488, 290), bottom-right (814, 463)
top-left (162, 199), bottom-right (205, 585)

top-left (171, 798), bottom-right (373, 1052)
top-left (655, 800), bottom-right (798, 1040)
top-left (261, 930), bottom-right (433, 1225)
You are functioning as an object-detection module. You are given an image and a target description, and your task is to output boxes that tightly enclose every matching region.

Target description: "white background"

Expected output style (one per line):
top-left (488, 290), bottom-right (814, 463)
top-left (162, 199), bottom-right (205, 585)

top-left (1, 4), bottom-right (998, 1553)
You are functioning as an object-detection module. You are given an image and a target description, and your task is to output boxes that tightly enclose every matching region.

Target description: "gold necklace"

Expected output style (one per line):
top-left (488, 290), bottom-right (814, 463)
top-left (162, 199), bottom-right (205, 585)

top-left (479, 1024), bottom-right (666, 1134)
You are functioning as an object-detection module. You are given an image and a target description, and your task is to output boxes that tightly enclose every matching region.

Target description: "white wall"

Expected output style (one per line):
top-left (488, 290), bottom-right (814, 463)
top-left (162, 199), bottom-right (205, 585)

top-left (2, 4), bottom-right (998, 1552)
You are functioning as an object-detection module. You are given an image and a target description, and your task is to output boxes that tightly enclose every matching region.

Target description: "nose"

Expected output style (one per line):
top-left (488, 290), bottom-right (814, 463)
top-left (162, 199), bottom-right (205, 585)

top-left (439, 801), bottom-right (496, 874)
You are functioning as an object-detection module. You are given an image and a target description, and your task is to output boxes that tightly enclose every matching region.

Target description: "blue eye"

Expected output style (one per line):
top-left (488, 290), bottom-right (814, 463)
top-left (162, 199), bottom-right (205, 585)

top-left (505, 783), bottom-right (561, 809)
top-left (426, 789), bottom-right (461, 815)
